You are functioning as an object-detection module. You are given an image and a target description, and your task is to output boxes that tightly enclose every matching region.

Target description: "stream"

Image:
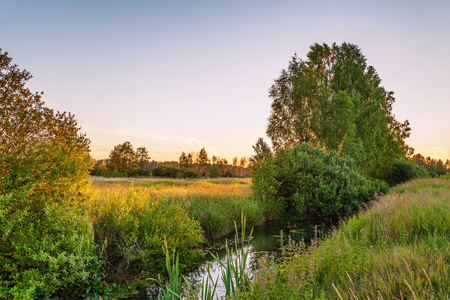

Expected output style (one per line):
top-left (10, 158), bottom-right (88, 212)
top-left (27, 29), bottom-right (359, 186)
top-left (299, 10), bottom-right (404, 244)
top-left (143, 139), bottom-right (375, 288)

top-left (143, 221), bottom-right (329, 299)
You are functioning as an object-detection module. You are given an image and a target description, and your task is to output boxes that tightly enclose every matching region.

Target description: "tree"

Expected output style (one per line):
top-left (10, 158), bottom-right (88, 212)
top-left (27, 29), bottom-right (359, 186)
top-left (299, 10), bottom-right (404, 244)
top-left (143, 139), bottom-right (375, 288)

top-left (232, 156), bottom-right (239, 176)
top-left (187, 152), bottom-right (194, 169)
top-left (197, 147), bottom-right (210, 175)
top-left (266, 42), bottom-right (411, 178)
top-left (216, 157), bottom-right (229, 176)
top-left (232, 156), bottom-right (239, 167)
top-left (209, 165), bottom-right (221, 178)
top-left (108, 141), bottom-right (137, 170)
top-left (136, 146), bottom-right (150, 169)
top-left (249, 138), bottom-right (281, 217)
top-left (239, 157), bottom-right (248, 176)
top-left (0, 49), bottom-right (96, 298)
top-left (274, 143), bottom-right (384, 219)
top-left (179, 151), bottom-right (188, 168)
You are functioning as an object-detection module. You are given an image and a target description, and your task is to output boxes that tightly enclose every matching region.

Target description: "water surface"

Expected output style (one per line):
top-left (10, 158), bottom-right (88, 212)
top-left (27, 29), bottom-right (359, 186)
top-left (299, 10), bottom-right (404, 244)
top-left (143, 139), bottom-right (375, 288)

top-left (145, 220), bottom-right (329, 299)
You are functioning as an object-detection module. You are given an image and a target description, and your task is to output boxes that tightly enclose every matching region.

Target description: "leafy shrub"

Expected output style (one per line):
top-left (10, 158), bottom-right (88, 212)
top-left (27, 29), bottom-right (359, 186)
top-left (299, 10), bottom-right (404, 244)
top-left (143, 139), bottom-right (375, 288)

top-left (209, 165), bottom-right (221, 178)
top-left (274, 143), bottom-right (383, 220)
top-left (1, 49), bottom-right (99, 298)
top-left (249, 138), bottom-right (282, 219)
top-left (245, 179), bottom-right (450, 299)
top-left (386, 159), bottom-right (429, 186)
top-left (87, 187), bottom-right (205, 279)
top-left (0, 191), bottom-right (99, 299)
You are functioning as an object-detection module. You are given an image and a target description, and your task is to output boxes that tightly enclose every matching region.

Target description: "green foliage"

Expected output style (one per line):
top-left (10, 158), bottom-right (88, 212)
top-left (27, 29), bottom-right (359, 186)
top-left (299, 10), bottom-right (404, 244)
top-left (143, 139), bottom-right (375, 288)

top-left (266, 42), bottom-right (410, 179)
top-left (243, 179), bottom-right (450, 299)
top-left (210, 214), bottom-right (253, 297)
top-left (386, 159), bottom-right (429, 186)
top-left (154, 214), bottom-right (253, 300)
top-left (152, 166), bottom-right (199, 179)
top-left (155, 242), bottom-right (184, 300)
top-left (412, 153), bottom-right (449, 178)
top-left (88, 187), bottom-right (205, 279)
top-left (108, 141), bottom-right (138, 171)
top-left (209, 165), bottom-right (221, 178)
top-left (179, 151), bottom-right (194, 169)
top-left (92, 165), bottom-right (200, 179)
top-left (0, 49), bottom-right (100, 298)
top-left (136, 146), bottom-right (150, 169)
top-left (197, 147), bottom-right (210, 175)
top-left (188, 194), bottom-right (263, 239)
top-left (0, 192), bottom-right (98, 299)
top-left (249, 138), bottom-right (282, 218)
top-left (273, 143), bottom-right (384, 219)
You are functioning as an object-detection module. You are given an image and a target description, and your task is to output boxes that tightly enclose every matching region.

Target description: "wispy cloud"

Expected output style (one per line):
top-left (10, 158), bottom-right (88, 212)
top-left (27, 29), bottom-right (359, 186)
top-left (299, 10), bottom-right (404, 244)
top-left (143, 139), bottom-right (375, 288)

top-left (82, 123), bottom-right (207, 147)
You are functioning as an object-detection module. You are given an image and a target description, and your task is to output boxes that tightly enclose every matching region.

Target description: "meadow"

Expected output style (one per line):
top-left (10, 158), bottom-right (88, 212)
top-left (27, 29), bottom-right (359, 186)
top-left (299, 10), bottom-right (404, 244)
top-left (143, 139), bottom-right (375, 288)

top-left (86, 177), bottom-right (450, 299)
top-left (241, 178), bottom-right (450, 299)
top-left (86, 178), bottom-right (265, 282)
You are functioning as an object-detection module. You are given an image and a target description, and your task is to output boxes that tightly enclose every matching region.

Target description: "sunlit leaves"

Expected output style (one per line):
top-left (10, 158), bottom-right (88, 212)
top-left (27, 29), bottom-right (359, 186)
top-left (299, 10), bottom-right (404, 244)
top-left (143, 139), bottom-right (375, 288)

top-left (266, 42), bottom-right (411, 178)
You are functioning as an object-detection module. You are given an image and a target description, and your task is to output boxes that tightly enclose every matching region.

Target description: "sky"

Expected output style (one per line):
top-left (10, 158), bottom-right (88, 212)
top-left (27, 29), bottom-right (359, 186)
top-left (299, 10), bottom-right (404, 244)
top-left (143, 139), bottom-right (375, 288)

top-left (1, 0), bottom-right (449, 162)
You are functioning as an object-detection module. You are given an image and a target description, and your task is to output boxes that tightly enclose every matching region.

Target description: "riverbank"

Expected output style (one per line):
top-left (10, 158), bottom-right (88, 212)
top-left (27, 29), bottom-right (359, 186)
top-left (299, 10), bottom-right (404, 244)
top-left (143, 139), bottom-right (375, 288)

top-left (86, 178), bottom-right (265, 288)
top-left (240, 178), bottom-right (450, 299)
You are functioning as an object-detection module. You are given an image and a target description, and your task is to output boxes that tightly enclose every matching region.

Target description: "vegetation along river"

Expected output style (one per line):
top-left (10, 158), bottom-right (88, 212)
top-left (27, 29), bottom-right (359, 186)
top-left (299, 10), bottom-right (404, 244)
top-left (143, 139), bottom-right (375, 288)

top-left (143, 221), bottom-right (330, 299)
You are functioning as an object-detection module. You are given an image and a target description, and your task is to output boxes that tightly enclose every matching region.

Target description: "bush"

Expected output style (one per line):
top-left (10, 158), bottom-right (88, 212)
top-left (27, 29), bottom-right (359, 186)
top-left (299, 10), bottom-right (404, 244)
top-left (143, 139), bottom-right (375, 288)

top-left (249, 138), bottom-right (282, 219)
top-left (274, 143), bottom-right (383, 220)
top-left (245, 179), bottom-right (450, 299)
top-left (0, 49), bottom-right (99, 298)
top-left (0, 192), bottom-right (97, 299)
top-left (386, 159), bottom-right (429, 186)
top-left (209, 165), bottom-right (221, 178)
top-left (149, 166), bottom-right (199, 179)
top-left (87, 187), bottom-right (205, 279)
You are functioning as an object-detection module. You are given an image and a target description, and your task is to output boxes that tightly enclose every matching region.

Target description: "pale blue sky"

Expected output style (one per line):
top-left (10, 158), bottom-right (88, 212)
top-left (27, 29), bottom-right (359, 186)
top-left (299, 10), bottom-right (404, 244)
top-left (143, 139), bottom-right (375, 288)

top-left (1, 0), bottom-right (449, 161)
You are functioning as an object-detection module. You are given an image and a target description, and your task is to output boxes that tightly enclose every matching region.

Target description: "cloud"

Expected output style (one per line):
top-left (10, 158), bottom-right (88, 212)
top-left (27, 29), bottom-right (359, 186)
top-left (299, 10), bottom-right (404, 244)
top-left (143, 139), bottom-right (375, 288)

top-left (82, 123), bottom-right (207, 147)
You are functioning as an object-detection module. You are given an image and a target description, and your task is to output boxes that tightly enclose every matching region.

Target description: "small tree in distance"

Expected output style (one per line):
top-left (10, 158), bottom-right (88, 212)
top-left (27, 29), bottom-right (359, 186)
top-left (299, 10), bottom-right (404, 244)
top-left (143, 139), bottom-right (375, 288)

top-left (136, 146), bottom-right (150, 169)
top-left (108, 141), bottom-right (137, 170)
top-left (197, 147), bottom-right (210, 175)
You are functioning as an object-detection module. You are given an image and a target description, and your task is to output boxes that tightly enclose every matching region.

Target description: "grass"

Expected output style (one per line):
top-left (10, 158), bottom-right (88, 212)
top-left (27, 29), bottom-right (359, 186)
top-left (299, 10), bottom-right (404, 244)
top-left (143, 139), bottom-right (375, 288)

top-left (154, 214), bottom-right (253, 300)
top-left (241, 178), bottom-right (450, 299)
top-left (85, 178), bottom-right (264, 282)
top-left (89, 177), bottom-right (262, 239)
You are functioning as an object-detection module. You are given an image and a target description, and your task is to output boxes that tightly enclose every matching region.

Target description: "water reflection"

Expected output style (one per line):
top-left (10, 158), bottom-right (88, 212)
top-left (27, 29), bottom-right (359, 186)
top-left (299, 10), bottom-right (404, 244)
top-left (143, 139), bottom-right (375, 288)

top-left (146, 221), bottom-right (327, 299)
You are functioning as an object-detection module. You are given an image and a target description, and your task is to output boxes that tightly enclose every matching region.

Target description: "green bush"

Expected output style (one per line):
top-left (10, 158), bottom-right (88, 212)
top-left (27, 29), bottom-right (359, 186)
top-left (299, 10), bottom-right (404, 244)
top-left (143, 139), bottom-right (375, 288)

top-left (0, 49), bottom-right (102, 298)
top-left (386, 159), bottom-right (429, 186)
top-left (0, 191), bottom-right (98, 299)
top-left (209, 165), bottom-right (221, 178)
top-left (244, 179), bottom-right (450, 299)
top-left (274, 143), bottom-right (384, 220)
top-left (249, 138), bottom-right (282, 219)
top-left (88, 188), bottom-right (205, 279)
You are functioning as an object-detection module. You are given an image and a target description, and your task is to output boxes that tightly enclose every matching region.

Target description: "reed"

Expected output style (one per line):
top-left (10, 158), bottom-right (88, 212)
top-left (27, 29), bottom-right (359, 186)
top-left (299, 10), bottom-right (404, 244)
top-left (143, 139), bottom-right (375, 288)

top-left (211, 213), bottom-right (253, 297)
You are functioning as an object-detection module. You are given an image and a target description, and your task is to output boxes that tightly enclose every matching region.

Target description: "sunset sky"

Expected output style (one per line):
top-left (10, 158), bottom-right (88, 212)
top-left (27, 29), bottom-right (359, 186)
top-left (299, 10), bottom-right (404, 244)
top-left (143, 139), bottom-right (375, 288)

top-left (1, 0), bottom-right (449, 162)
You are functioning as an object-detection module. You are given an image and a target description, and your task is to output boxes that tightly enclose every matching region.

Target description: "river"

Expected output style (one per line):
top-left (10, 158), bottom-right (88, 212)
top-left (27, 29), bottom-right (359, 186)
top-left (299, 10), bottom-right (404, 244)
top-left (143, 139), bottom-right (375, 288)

top-left (141, 220), bottom-right (329, 299)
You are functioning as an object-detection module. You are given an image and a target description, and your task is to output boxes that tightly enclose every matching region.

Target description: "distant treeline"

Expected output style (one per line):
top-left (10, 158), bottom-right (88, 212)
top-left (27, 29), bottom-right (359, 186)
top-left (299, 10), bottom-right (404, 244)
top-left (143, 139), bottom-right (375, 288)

top-left (91, 142), bottom-right (249, 178)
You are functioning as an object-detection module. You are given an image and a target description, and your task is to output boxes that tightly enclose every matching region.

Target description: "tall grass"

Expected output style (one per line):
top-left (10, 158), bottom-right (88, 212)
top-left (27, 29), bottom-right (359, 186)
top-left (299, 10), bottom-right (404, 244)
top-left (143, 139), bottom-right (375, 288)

top-left (242, 178), bottom-right (450, 299)
top-left (155, 214), bottom-right (253, 300)
top-left (86, 178), bottom-right (264, 280)
top-left (211, 213), bottom-right (254, 297)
